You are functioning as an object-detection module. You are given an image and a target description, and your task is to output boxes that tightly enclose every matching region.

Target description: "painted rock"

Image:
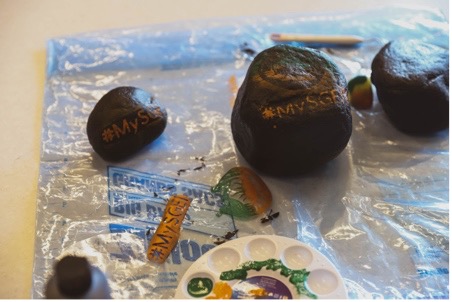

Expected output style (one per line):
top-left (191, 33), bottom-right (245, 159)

top-left (347, 75), bottom-right (373, 109)
top-left (212, 167), bottom-right (272, 219)
top-left (231, 45), bottom-right (352, 176)
top-left (371, 39), bottom-right (449, 134)
top-left (87, 86), bottom-right (167, 161)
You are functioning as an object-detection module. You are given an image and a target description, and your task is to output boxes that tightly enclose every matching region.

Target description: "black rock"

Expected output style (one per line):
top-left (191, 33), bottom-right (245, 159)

top-left (371, 39), bottom-right (449, 134)
top-left (87, 86), bottom-right (167, 161)
top-left (231, 45), bottom-right (352, 176)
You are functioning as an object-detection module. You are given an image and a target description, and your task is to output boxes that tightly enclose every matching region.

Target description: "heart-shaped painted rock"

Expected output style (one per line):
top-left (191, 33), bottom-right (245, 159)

top-left (87, 86), bottom-right (167, 161)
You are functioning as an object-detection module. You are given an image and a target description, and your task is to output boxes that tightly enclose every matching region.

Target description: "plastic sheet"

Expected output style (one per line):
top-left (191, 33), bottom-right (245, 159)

top-left (33, 4), bottom-right (449, 299)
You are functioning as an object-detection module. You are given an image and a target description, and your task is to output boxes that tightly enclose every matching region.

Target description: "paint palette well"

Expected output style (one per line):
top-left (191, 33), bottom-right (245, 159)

top-left (174, 235), bottom-right (347, 299)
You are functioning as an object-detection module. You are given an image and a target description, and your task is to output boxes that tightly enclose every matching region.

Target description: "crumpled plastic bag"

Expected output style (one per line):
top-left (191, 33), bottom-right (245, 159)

top-left (33, 4), bottom-right (448, 299)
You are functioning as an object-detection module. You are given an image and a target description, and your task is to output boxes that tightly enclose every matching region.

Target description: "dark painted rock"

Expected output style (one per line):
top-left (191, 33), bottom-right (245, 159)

top-left (231, 45), bottom-right (352, 176)
top-left (371, 40), bottom-right (449, 134)
top-left (87, 86), bottom-right (167, 161)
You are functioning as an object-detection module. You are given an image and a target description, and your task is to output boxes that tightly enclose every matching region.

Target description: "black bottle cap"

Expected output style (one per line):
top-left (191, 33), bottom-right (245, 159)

top-left (55, 256), bottom-right (92, 297)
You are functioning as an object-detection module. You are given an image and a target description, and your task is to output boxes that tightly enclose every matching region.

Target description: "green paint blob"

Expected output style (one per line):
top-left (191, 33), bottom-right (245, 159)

top-left (187, 277), bottom-right (213, 297)
top-left (219, 258), bottom-right (317, 299)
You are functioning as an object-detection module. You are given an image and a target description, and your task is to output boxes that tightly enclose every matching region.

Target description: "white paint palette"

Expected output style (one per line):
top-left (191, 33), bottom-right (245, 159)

top-left (175, 235), bottom-right (347, 299)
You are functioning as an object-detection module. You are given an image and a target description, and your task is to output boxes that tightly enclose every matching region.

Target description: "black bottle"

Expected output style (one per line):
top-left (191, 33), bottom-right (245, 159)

top-left (45, 255), bottom-right (111, 299)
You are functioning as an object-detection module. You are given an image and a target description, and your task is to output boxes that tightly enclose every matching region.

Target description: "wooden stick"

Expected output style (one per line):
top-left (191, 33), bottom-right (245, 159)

top-left (270, 33), bottom-right (365, 45)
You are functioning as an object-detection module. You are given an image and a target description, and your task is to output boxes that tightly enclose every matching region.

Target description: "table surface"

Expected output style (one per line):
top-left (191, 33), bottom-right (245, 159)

top-left (0, 0), bottom-right (447, 298)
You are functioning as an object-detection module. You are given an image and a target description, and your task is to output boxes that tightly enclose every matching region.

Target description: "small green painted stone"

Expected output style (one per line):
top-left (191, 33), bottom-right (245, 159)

top-left (347, 75), bottom-right (373, 109)
top-left (211, 167), bottom-right (272, 219)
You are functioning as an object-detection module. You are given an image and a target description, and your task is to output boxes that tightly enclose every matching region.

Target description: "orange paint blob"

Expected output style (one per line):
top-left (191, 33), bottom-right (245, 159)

top-left (206, 282), bottom-right (233, 299)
